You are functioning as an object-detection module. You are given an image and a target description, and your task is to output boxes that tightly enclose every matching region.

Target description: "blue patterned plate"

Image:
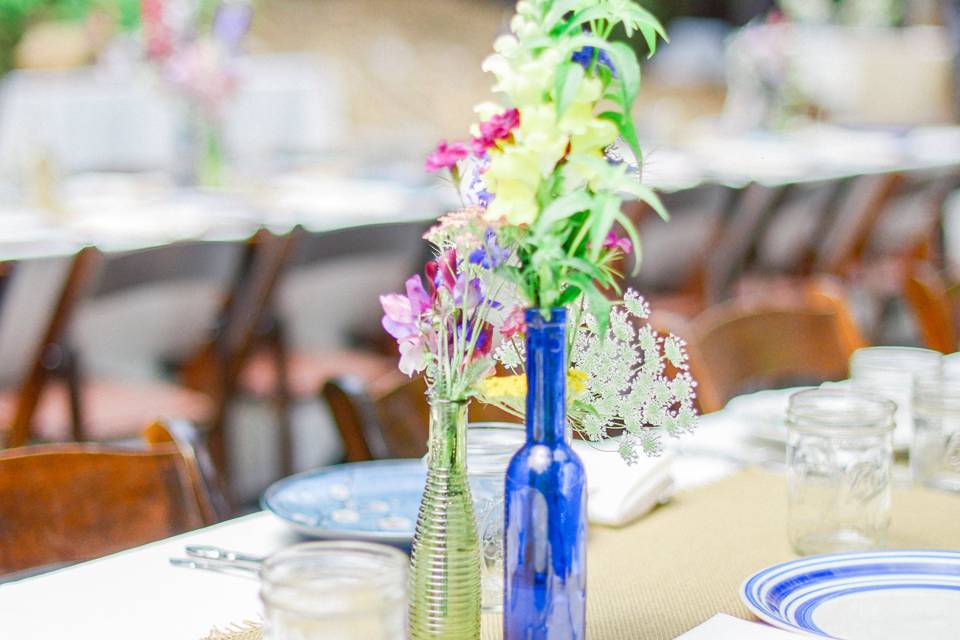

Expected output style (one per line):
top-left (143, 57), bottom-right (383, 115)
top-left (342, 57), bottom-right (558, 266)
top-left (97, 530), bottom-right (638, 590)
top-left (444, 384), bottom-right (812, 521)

top-left (741, 550), bottom-right (960, 639)
top-left (262, 459), bottom-right (425, 544)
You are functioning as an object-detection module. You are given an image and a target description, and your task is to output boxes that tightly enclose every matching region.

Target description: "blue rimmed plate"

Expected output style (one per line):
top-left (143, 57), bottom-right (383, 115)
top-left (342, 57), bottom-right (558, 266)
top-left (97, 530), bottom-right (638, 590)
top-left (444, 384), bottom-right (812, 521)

top-left (262, 459), bottom-right (425, 544)
top-left (741, 550), bottom-right (960, 639)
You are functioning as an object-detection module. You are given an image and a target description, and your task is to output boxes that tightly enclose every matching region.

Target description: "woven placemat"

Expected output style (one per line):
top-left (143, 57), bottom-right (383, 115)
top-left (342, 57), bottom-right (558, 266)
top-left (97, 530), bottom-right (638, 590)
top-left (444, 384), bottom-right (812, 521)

top-left (203, 468), bottom-right (960, 640)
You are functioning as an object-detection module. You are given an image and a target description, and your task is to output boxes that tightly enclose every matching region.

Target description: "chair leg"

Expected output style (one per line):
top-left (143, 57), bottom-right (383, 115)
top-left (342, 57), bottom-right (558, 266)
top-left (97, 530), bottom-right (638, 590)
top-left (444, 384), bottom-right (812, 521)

top-left (269, 324), bottom-right (294, 478)
top-left (62, 347), bottom-right (85, 442)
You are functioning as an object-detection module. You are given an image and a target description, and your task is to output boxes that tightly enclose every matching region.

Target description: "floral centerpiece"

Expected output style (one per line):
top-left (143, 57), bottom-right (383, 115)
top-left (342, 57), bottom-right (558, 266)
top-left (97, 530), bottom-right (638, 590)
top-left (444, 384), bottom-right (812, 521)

top-left (141, 0), bottom-right (252, 186)
top-left (380, 207), bottom-right (513, 640)
top-left (416, 1), bottom-right (688, 637)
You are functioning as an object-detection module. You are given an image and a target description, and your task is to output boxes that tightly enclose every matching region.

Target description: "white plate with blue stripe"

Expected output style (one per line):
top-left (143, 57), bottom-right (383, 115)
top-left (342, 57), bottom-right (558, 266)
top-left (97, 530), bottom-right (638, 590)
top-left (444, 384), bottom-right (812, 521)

top-left (741, 550), bottom-right (960, 639)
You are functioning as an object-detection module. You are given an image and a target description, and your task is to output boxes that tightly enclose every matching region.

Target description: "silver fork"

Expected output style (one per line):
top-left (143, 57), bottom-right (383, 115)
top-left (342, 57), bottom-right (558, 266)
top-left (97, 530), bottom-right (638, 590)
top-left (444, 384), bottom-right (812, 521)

top-left (169, 545), bottom-right (264, 579)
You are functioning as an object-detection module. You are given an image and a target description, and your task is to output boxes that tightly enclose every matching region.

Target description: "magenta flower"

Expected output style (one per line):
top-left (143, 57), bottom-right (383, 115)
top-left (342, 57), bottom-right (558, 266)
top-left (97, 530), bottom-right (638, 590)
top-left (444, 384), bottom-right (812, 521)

top-left (472, 109), bottom-right (520, 156)
top-left (602, 231), bottom-right (633, 255)
top-left (500, 306), bottom-right (526, 339)
top-left (426, 140), bottom-right (469, 172)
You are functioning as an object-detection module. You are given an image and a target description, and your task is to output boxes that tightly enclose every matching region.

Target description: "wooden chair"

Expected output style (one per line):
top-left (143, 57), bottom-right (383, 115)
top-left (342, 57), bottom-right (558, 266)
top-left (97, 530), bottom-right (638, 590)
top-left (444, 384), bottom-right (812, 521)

top-left (684, 279), bottom-right (867, 413)
top-left (0, 420), bottom-right (219, 577)
top-left (321, 371), bottom-right (517, 462)
top-left (237, 222), bottom-right (430, 472)
top-left (623, 184), bottom-right (741, 316)
top-left (904, 262), bottom-right (958, 353)
top-left (0, 247), bottom-right (101, 449)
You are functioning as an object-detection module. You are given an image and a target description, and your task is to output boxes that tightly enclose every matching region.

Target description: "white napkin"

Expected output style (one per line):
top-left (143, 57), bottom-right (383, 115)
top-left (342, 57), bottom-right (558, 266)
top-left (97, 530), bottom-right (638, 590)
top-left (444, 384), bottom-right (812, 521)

top-left (676, 614), bottom-right (804, 638)
top-left (573, 441), bottom-right (674, 527)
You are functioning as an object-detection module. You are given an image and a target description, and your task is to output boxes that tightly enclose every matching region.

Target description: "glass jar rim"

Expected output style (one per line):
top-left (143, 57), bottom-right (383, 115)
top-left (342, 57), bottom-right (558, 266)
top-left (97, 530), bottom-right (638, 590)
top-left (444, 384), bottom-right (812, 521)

top-left (467, 422), bottom-right (525, 473)
top-left (260, 540), bottom-right (408, 594)
top-left (850, 346), bottom-right (943, 375)
top-left (787, 388), bottom-right (895, 436)
top-left (913, 372), bottom-right (960, 410)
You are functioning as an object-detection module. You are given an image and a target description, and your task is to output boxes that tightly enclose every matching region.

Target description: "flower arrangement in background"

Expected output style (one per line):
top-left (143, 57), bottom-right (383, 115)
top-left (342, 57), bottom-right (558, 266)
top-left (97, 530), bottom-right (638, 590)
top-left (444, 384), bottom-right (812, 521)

top-left (478, 289), bottom-right (698, 464)
top-left (141, 0), bottom-right (252, 185)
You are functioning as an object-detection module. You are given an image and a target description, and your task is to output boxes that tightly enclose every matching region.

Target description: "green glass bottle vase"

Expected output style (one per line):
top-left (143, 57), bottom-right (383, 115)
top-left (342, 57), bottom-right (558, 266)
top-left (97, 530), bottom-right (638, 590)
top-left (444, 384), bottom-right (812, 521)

top-left (409, 399), bottom-right (481, 639)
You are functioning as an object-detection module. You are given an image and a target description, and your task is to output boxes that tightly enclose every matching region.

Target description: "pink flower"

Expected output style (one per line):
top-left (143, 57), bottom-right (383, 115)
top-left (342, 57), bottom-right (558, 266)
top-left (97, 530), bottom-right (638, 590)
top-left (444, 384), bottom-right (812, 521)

top-left (472, 109), bottom-right (520, 156)
top-left (404, 274), bottom-right (431, 315)
top-left (380, 275), bottom-right (431, 340)
top-left (602, 231), bottom-right (633, 255)
top-left (425, 140), bottom-right (469, 172)
top-left (398, 336), bottom-right (428, 376)
top-left (501, 306), bottom-right (526, 339)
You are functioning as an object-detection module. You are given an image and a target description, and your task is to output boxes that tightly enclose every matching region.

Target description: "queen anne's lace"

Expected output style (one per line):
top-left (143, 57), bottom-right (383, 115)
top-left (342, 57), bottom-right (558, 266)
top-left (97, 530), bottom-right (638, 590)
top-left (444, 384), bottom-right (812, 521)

top-left (491, 289), bottom-right (698, 464)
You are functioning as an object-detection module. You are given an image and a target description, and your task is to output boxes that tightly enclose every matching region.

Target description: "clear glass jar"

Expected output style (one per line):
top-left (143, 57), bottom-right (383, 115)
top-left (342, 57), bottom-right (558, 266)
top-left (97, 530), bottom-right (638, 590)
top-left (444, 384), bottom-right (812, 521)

top-left (912, 373), bottom-right (960, 492)
top-left (850, 346), bottom-right (942, 444)
top-left (260, 541), bottom-right (408, 640)
top-left (786, 389), bottom-right (895, 556)
top-left (466, 422), bottom-right (525, 613)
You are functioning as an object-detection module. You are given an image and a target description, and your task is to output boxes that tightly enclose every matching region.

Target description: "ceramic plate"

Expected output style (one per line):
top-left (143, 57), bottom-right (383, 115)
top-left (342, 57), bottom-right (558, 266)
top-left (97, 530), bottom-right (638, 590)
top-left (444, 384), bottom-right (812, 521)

top-left (262, 459), bottom-right (425, 544)
top-left (741, 550), bottom-right (960, 639)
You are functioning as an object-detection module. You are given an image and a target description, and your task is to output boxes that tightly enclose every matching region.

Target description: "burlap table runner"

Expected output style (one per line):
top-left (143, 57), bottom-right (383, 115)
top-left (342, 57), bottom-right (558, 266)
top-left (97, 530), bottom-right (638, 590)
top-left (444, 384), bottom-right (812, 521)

top-left (204, 468), bottom-right (960, 639)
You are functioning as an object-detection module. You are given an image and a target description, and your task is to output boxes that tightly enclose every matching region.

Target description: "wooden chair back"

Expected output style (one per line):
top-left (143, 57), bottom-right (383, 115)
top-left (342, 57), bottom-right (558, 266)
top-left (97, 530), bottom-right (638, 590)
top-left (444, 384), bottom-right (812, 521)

top-left (816, 173), bottom-right (904, 274)
top-left (322, 371), bottom-right (517, 462)
top-left (322, 372), bottom-right (430, 461)
top-left (688, 280), bottom-right (867, 412)
top-left (6, 247), bottom-right (101, 448)
top-left (0, 420), bottom-right (216, 576)
top-left (904, 262), bottom-right (957, 354)
top-left (704, 183), bottom-right (788, 303)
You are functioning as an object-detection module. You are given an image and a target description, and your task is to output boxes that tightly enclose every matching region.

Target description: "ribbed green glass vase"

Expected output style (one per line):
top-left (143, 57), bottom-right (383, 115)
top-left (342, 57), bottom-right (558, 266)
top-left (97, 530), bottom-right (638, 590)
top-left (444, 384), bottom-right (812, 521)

top-left (409, 399), bottom-right (481, 639)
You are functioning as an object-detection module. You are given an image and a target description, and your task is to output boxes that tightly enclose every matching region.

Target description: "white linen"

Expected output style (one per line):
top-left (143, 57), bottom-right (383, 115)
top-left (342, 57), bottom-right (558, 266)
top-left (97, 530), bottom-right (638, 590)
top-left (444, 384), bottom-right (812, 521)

top-left (574, 441), bottom-right (674, 527)
top-left (675, 614), bottom-right (804, 638)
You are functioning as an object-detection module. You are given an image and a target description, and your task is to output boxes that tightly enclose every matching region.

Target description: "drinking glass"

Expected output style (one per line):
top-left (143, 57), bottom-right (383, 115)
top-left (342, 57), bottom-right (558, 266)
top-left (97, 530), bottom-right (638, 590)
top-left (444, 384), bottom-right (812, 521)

top-left (467, 422), bottom-right (525, 613)
top-left (849, 346), bottom-right (942, 445)
top-left (260, 541), bottom-right (408, 640)
top-left (786, 389), bottom-right (895, 556)
top-left (912, 373), bottom-right (960, 492)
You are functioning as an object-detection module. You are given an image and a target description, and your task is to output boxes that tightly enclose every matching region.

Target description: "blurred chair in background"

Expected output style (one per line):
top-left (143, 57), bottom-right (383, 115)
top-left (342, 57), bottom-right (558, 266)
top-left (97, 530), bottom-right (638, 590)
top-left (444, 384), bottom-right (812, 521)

top-left (904, 261), bottom-right (958, 353)
top-left (0, 247), bottom-right (100, 448)
top-left (238, 222), bottom-right (429, 473)
top-left (322, 370), bottom-right (517, 463)
top-left (0, 419), bottom-right (219, 578)
top-left (678, 278), bottom-right (866, 413)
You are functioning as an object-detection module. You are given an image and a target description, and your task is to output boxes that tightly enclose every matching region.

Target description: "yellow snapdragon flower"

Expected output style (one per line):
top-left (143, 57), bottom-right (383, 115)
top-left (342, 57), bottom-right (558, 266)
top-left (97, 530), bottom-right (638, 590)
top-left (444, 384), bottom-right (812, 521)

top-left (478, 369), bottom-right (588, 400)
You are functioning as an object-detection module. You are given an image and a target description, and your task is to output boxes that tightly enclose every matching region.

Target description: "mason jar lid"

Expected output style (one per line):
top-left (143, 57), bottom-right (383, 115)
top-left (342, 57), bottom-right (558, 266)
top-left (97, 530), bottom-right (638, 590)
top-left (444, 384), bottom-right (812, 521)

top-left (850, 346), bottom-right (943, 378)
top-left (787, 388), bottom-right (895, 436)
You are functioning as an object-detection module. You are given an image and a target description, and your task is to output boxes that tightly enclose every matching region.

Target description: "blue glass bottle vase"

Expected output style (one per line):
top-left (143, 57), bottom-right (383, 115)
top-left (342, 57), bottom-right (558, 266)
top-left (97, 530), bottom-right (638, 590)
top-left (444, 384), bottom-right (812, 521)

top-left (503, 307), bottom-right (587, 639)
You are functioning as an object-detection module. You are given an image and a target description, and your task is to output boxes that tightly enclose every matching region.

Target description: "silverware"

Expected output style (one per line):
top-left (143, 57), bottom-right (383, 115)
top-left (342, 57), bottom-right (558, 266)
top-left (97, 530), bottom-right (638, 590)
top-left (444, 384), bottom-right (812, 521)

top-left (169, 545), bottom-right (264, 578)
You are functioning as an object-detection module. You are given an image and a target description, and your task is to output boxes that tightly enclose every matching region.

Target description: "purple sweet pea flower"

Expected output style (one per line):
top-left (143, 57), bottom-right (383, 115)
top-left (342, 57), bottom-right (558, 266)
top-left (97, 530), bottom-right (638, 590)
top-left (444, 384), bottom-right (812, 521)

top-left (213, 1), bottom-right (253, 53)
top-left (469, 227), bottom-right (509, 269)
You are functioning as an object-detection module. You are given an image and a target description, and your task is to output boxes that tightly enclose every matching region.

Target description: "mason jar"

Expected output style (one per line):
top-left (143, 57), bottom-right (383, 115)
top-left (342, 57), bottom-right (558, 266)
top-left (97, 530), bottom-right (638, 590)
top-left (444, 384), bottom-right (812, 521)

top-left (786, 389), bottom-right (895, 556)
top-left (260, 541), bottom-right (408, 640)
top-left (467, 421), bottom-right (525, 613)
top-left (850, 346), bottom-right (942, 445)
top-left (912, 373), bottom-right (960, 492)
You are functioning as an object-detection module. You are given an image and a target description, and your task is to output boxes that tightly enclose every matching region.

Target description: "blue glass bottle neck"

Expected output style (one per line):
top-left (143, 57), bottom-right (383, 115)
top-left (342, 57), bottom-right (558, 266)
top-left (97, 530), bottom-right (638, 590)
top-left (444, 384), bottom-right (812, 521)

top-left (524, 307), bottom-right (567, 446)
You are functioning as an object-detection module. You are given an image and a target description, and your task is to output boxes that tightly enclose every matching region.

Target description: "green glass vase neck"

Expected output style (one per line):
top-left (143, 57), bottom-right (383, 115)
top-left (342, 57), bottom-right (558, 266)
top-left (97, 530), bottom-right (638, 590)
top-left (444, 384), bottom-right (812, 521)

top-left (427, 400), bottom-right (468, 469)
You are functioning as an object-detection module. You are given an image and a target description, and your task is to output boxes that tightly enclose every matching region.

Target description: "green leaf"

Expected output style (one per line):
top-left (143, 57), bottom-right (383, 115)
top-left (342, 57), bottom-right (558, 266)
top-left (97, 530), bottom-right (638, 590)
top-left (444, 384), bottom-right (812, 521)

top-left (535, 189), bottom-right (594, 235)
top-left (589, 195), bottom-right (622, 262)
top-left (606, 41), bottom-right (641, 105)
top-left (614, 177), bottom-right (669, 221)
top-left (598, 111), bottom-right (642, 170)
top-left (614, 210), bottom-right (644, 276)
top-left (554, 61), bottom-right (585, 119)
